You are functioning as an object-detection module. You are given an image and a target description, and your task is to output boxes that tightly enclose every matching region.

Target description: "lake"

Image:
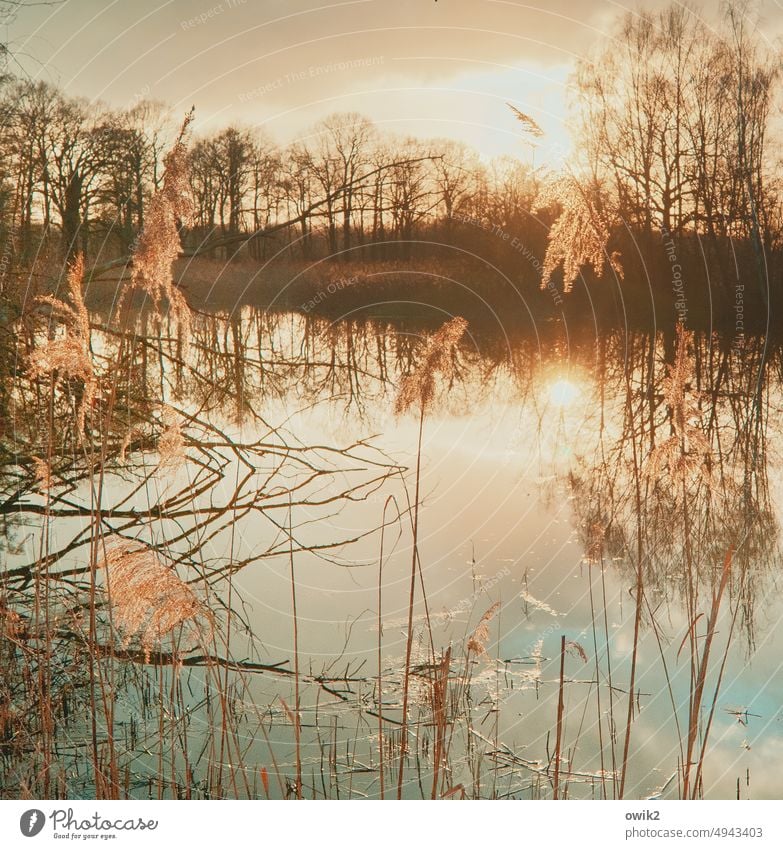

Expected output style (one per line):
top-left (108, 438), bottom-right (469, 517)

top-left (2, 305), bottom-right (781, 800)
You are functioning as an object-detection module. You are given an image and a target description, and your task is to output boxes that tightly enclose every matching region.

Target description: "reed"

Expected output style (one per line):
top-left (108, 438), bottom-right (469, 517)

top-left (289, 504), bottom-right (302, 800)
top-left (466, 602), bottom-right (500, 658)
top-left (394, 316), bottom-right (467, 799)
top-left (98, 542), bottom-right (213, 656)
top-left (27, 254), bottom-right (96, 437)
top-left (553, 635), bottom-right (566, 799)
top-left (376, 495), bottom-right (402, 799)
top-left (682, 548), bottom-right (733, 798)
top-left (119, 110), bottom-right (194, 340)
top-left (430, 646), bottom-right (451, 799)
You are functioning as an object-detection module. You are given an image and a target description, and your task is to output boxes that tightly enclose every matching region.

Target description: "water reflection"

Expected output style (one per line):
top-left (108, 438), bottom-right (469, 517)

top-left (2, 304), bottom-right (782, 799)
top-left (546, 377), bottom-right (583, 408)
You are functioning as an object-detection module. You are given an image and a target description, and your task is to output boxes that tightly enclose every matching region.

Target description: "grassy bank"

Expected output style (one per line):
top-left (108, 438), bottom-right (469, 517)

top-left (99, 255), bottom-right (772, 336)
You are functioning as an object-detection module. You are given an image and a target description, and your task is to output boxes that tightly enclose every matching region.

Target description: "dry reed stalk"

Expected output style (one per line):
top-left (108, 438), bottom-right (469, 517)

top-left (30, 331), bottom-right (67, 795)
top-left (98, 542), bottom-right (212, 658)
top-left (289, 524), bottom-right (302, 800)
top-left (597, 545), bottom-right (618, 797)
top-left (377, 554), bottom-right (385, 799)
top-left (376, 495), bottom-right (401, 800)
top-left (396, 403), bottom-right (424, 800)
top-left (430, 646), bottom-right (452, 799)
top-left (212, 443), bottom-right (240, 799)
top-left (587, 560), bottom-right (609, 799)
top-left (467, 602), bottom-right (501, 658)
top-left (395, 316), bottom-right (467, 800)
top-left (618, 361), bottom-right (647, 802)
top-left (553, 634), bottom-right (566, 799)
top-left (619, 538), bottom-right (643, 799)
top-left (683, 547), bottom-right (733, 798)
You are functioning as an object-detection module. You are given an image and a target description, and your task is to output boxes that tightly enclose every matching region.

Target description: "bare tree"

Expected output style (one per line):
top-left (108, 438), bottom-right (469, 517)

top-left (431, 139), bottom-right (480, 226)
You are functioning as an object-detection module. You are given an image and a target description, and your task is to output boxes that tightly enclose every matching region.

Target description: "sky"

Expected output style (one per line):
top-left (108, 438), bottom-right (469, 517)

top-left (3, 0), bottom-right (783, 165)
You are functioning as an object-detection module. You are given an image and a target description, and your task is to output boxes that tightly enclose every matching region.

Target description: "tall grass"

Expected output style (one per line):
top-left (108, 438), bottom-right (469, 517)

top-left (393, 317), bottom-right (467, 799)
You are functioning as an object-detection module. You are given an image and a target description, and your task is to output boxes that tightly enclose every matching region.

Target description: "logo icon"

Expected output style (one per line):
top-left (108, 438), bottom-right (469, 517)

top-left (20, 810), bottom-right (45, 838)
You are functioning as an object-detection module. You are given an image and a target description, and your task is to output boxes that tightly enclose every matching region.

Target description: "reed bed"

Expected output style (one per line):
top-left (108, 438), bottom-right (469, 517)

top-left (0, 119), bottom-right (765, 801)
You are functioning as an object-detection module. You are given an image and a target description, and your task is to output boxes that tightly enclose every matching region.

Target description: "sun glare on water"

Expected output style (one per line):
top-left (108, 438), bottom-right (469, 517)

top-left (547, 378), bottom-right (582, 408)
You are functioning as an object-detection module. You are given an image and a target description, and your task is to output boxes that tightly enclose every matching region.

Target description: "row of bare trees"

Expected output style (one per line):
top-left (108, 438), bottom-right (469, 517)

top-left (0, 79), bottom-right (172, 266)
top-left (1, 1), bottom-right (782, 310)
top-left (572, 2), bottom-right (783, 299)
top-left (0, 79), bottom-right (538, 272)
top-left (185, 113), bottom-right (538, 263)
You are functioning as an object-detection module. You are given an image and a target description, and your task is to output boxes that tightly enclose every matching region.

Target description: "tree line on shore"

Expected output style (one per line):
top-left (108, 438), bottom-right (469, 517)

top-left (1, 1), bottom-right (781, 320)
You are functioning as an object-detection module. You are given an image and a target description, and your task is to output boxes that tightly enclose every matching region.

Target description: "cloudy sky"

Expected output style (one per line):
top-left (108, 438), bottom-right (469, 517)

top-left (4, 0), bottom-right (783, 163)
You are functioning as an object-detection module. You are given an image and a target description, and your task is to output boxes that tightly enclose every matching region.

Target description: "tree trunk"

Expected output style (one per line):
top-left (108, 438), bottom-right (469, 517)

top-left (62, 172), bottom-right (83, 260)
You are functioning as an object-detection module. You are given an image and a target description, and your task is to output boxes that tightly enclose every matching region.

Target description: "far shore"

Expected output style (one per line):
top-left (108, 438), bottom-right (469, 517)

top-left (83, 255), bottom-right (773, 335)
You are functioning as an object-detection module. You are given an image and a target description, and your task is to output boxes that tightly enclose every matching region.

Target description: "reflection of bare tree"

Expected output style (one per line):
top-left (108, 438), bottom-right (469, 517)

top-left (562, 327), bottom-right (778, 798)
top-left (11, 303), bottom-right (779, 609)
top-left (569, 329), bottom-right (777, 626)
top-left (4, 314), bottom-right (405, 588)
top-left (104, 309), bottom-right (781, 634)
top-left (171, 309), bottom-right (518, 423)
top-left (1, 299), bottom-right (412, 797)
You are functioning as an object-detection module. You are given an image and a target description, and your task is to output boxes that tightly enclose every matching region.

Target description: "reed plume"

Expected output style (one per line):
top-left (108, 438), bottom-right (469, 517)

top-left (395, 317), bottom-right (468, 415)
top-left (121, 111), bottom-right (194, 338)
top-left (507, 104), bottom-right (544, 137)
top-left (535, 175), bottom-right (623, 292)
top-left (565, 639), bottom-right (588, 663)
top-left (27, 254), bottom-right (96, 434)
top-left (98, 541), bottom-right (212, 656)
top-left (467, 601), bottom-right (501, 657)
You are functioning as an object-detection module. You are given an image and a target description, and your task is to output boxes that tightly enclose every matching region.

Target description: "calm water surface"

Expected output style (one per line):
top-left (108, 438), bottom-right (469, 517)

top-left (203, 309), bottom-right (783, 799)
top-left (6, 306), bottom-right (782, 799)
